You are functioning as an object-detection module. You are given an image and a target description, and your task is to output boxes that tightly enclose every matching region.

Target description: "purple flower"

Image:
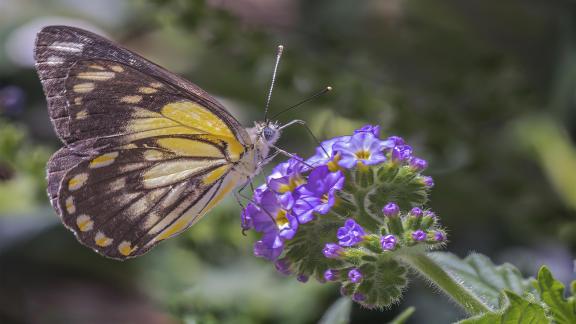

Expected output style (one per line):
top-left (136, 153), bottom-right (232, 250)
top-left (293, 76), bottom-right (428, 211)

top-left (434, 231), bottom-right (446, 242)
top-left (268, 157), bottom-right (307, 195)
top-left (241, 203), bottom-right (257, 230)
top-left (352, 293), bottom-right (366, 302)
top-left (386, 136), bottom-right (405, 146)
top-left (292, 166), bottom-right (344, 223)
top-left (382, 202), bottom-right (400, 217)
top-left (324, 269), bottom-right (339, 281)
top-left (424, 210), bottom-right (436, 218)
top-left (354, 124), bottom-right (380, 137)
top-left (409, 157), bottom-right (428, 171)
top-left (297, 274), bottom-right (309, 283)
top-left (337, 219), bottom-right (366, 247)
top-left (323, 243), bottom-right (343, 259)
top-left (348, 268), bottom-right (363, 283)
top-left (380, 235), bottom-right (397, 251)
top-left (246, 189), bottom-right (299, 260)
top-left (391, 145), bottom-right (413, 163)
top-left (333, 132), bottom-right (389, 168)
top-left (409, 207), bottom-right (423, 217)
top-left (253, 232), bottom-right (283, 260)
top-left (306, 136), bottom-right (350, 167)
top-left (412, 230), bottom-right (427, 241)
top-left (422, 176), bottom-right (434, 188)
top-left (274, 259), bottom-right (291, 275)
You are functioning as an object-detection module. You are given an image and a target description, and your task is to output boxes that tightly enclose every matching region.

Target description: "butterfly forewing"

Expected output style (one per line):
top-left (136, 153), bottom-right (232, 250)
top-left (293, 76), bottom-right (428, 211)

top-left (35, 26), bottom-right (255, 260)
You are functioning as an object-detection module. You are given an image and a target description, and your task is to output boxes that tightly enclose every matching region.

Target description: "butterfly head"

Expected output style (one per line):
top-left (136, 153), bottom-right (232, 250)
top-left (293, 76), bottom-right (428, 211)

top-left (248, 120), bottom-right (281, 162)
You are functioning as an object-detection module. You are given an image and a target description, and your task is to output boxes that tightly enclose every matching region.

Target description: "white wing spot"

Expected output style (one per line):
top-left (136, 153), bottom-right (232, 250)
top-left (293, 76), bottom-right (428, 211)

top-left (110, 65), bottom-right (124, 72)
top-left (73, 83), bottom-right (95, 93)
top-left (95, 231), bottom-right (113, 247)
top-left (76, 214), bottom-right (94, 232)
top-left (89, 152), bottom-right (119, 169)
top-left (118, 241), bottom-right (137, 256)
top-left (76, 109), bottom-right (89, 120)
top-left (46, 55), bottom-right (64, 65)
top-left (77, 71), bottom-right (115, 81)
top-left (120, 95), bottom-right (142, 104)
top-left (48, 41), bottom-right (84, 53)
top-left (138, 87), bottom-right (157, 94)
top-left (68, 173), bottom-right (88, 191)
top-left (65, 196), bottom-right (76, 214)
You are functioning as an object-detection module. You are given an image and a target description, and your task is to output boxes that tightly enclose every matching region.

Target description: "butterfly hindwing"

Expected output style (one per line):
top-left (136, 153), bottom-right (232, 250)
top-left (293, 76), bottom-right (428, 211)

top-left (55, 135), bottom-right (241, 259)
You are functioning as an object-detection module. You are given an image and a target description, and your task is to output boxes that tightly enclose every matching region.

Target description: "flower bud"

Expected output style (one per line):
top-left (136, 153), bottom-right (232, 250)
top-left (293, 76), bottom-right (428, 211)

top-left (422, 176), bottom-right (434, 188)
top-left (337, 218), bottom-right (366, 246)
top-left (412, 230), bottom-right (427, 242)
top-left (274, 259), bottom-right (291, 276)
top-left (434, 231), bottom-right (446, 242)
top-left (323, 243), bottom-right (343, 259)
top-left (380, 234), bottom-right (397, 251)
top-left (348, 268), bottom-right (363, 283)
top-left (409, 157), bottom-right (428, 171)
top-left (382, 202), bottom-right (400, 217)
top-left (324, 269), bottom-right (340, 282)
top-left (352, 292), bottom-right (366, 302)
top-left (297, 274), bottom-right (309, 283)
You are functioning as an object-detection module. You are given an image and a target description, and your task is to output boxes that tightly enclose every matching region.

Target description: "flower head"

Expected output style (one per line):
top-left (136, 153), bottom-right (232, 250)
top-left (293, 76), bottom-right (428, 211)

top-left (382, 202), bottom-right (400, 217)
top-left (354, 124), bottom-right (380, 137)
top-left (348, 268), bottom-right (363, 283)
top-left (274, 259), bottom-right (291, 276)
top-left (409, 207), bottom-right (423, 217)
top-left (334, 132), bottom-right (389, 168)
top-left (352, 293), bottom-right (366, 302)
top-left (297, 274), bottom-right (309, 283)
top-left (306, 136), bottom-right (350, 167)
top-left (381, 234), bottom-right (397, 251)
top-left (268, 157), bottom-right (307, 195)
top-left (412, 230), bottom-right (427, 241)
top-left (391, 145), bottom-right (413, 163)
top-left (434, 231), bottom-right (446, 242)
top-left (323, 243), bottom-right (344, 259)
top-left (293, 166), bottom-right (344, 223)
top-left (324, 269), bottom-right (339, 281)
top-left (337, 218), bottom-right (366, 247)
top-left (409, 157), bottom-right (428, 171)
top-left (422, 176), bottom-right (434, 188)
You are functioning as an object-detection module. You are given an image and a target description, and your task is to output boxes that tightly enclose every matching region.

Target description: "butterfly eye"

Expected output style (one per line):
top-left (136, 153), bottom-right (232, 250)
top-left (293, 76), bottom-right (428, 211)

top-left (263, 127), bottom-right (276, 141)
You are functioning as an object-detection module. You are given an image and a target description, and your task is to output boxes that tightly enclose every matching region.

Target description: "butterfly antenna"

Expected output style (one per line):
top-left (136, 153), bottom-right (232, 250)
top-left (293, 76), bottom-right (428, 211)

top-left (264, 45), bottom-right (284, 122)
top-left (271, 86), bottom-right (332, 120)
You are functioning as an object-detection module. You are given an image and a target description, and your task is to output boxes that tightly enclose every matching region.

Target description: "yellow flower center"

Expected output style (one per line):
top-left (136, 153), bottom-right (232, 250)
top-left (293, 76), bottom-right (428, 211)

top-left (278, 176), bottom-right (306, 193)
top-left (355, 150), bottom-right (371, 160)
top-left (276, 209), bottom-right (289, 227)
top-left (327, 152), bottom-right (342, 172)
top-left (321, 194), bottom-right (329, 204)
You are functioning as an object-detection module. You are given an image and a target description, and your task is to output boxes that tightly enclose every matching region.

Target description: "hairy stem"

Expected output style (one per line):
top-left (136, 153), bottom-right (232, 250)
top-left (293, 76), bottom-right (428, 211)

top-left (398, 252), bottom-right (493, 316)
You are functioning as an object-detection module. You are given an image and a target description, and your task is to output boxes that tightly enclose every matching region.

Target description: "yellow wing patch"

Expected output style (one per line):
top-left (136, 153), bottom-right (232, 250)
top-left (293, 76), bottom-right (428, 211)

top-left (161, 101), bottom-right (235, 138)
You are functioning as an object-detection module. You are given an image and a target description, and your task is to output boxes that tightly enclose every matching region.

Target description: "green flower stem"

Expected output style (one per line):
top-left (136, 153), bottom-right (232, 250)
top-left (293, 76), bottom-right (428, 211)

top-left (398, 252), bottom-right (494, 316)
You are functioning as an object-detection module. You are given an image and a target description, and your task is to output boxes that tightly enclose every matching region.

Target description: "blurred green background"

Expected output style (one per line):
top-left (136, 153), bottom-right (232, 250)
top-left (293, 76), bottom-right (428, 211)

top-left (0, 0), bottom-right (575, 323)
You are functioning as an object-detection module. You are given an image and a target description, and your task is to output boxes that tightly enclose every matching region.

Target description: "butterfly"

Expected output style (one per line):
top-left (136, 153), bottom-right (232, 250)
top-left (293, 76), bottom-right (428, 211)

top-left (34, 25), bottom-right (298, 260)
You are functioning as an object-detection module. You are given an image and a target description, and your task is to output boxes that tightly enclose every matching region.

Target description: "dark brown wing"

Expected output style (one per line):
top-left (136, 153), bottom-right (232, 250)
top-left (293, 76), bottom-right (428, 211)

top-left (34, 25), bottom-right (251, 148)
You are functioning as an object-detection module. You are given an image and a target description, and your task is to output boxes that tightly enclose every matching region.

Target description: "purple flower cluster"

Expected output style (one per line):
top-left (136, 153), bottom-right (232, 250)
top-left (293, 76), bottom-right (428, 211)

top-left (242, 159), bottom-right (345, 260)
top-left (242, 125), bottom-right (395, 261)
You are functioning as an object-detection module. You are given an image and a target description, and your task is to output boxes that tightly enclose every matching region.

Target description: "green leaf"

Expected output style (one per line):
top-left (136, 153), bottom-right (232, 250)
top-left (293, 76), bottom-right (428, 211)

top-left (533, 266), bottom-right (576, 324)
top-left (430, 252), bottom-right (534, 309)
top-left (318, 297), bottom-right (352, 324)
top-left (388, 306), bottom-right (415, 324)
top-left (458, 291), bottom-right (549, 324)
